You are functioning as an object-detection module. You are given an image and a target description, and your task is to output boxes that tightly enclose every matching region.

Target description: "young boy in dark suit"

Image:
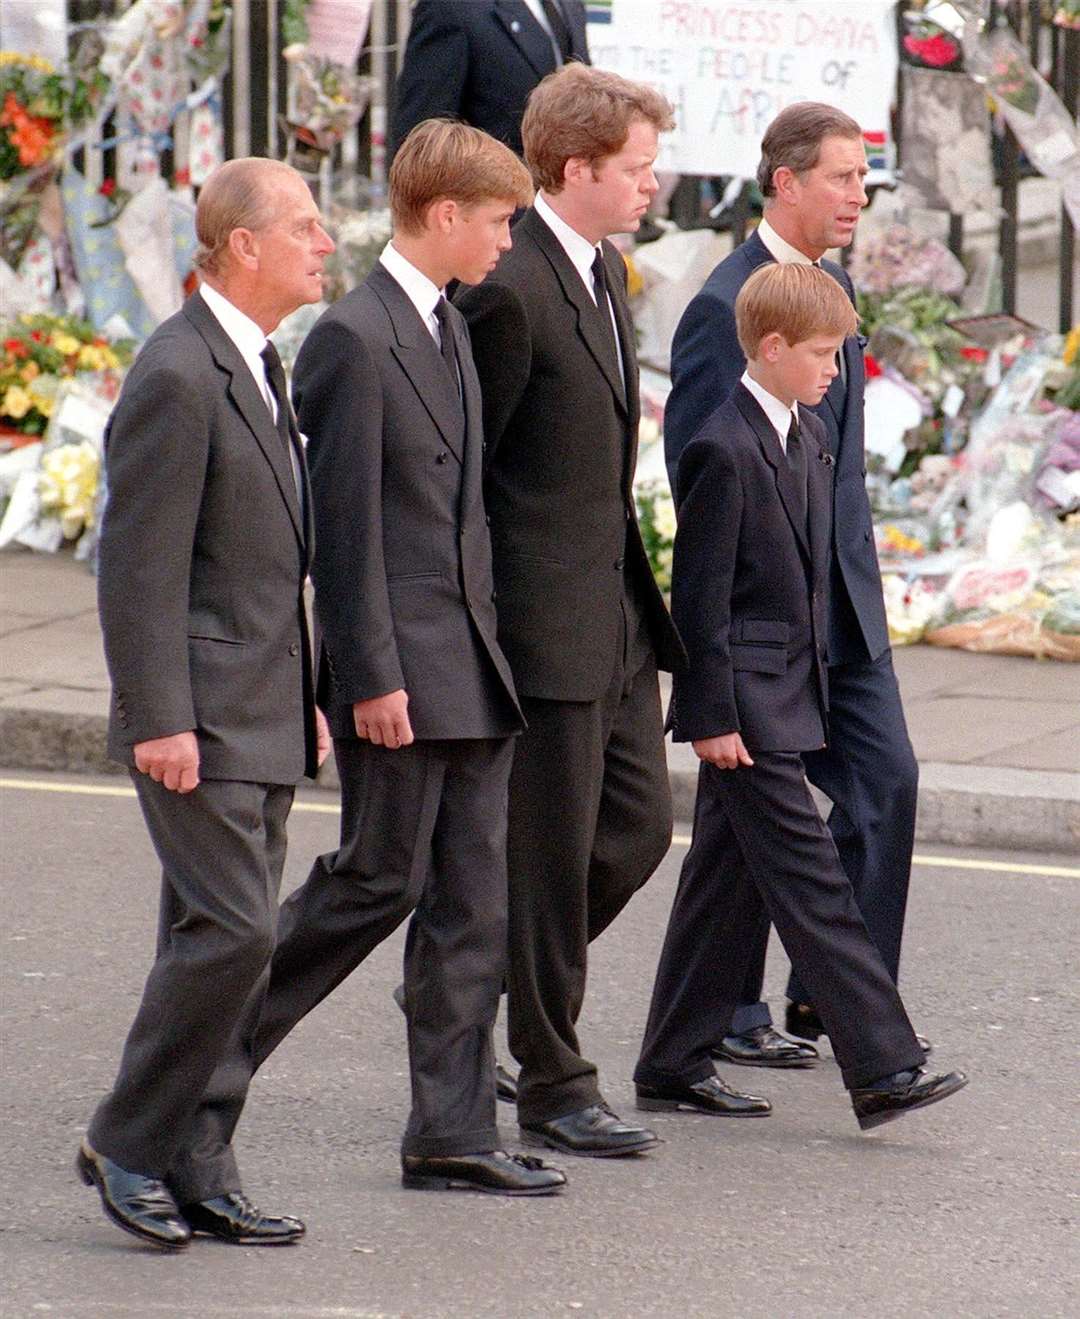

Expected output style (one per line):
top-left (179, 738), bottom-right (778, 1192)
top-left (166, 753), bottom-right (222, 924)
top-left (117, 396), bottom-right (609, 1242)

top-left (634, 265), bottom-right (968, 1131)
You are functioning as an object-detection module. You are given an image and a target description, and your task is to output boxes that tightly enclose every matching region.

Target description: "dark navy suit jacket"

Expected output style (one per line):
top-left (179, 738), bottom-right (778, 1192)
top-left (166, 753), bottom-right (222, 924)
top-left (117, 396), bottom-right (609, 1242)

top-left (664, 229), bottom-right (888, 666)
top-left (391, 0), bottom-right (590, 159)
top-left (669, 385), bottom-right (832, 752)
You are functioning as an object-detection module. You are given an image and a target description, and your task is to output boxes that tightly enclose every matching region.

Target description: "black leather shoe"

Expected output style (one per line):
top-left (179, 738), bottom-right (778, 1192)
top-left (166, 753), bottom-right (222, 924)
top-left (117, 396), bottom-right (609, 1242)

top-left (180, 1193), bottom-right (304, 1244)
top-left (787, 1002), bottom-right (932, 1054)
top-left (402, 1149), bottom-right (566, 1196)
top-left (851, 1067), bottom-right (968, 1131)
top-left (495, 1063), bottom-right (518, 1104)
top-left (520, 1103), bottom-right (658, 1157)
top-left (76, 1140), bottom-right (190, 1250)
top-left (712, 1025), bottom-right (819, 1068)
top-left (635, 1073), bottom-right (772, 1117)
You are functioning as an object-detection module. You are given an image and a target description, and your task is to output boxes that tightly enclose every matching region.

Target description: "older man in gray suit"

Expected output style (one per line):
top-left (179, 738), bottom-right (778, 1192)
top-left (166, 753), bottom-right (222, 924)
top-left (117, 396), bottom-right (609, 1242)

top-left (78, 158), bottom-right (334, 1249)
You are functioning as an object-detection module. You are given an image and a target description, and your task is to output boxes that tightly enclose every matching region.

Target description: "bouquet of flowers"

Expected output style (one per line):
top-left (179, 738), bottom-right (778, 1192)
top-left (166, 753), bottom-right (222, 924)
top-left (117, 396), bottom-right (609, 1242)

top-left (284, 46), bottom-right (373, 152)
top-left (635, 477), bottom-right (676, 596)
top-left (987, 47), bottom-right (1040, 116)
top-left (901, 16), bottom-right (963, 71)
top-left (1, 313), bottom-right (132, 440)
top-left (38, 439), bottom-right (100, 540)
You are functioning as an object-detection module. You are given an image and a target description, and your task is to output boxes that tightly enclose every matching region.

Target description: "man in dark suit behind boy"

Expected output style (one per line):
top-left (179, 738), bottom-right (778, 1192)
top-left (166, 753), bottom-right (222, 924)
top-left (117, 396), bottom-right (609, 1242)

top-left (634, 264), bottom-right (967, 1132)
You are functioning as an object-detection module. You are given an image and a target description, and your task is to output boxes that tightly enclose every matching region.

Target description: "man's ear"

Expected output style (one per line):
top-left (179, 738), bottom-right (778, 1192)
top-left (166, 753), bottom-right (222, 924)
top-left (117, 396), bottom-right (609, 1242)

top-left (771, 165), bottom-right (799, 205)
top-left (562, 155), bottom-right (591, 190)
top-left (227, 227), bottom-right (259, 271)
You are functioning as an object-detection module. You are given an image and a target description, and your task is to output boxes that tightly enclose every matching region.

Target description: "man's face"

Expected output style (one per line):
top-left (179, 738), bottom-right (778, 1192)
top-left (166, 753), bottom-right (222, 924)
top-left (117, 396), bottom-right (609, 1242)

top-left (579, 117), bottom-right (660, 239)
top-left (785, 134), bottom-right (869, 255)
top-left (254, 174), bottom-right (335, 314)
top-left (446, 198), bottom-right (516, 285)
top-left (770, 331), bottom-right (845, 407)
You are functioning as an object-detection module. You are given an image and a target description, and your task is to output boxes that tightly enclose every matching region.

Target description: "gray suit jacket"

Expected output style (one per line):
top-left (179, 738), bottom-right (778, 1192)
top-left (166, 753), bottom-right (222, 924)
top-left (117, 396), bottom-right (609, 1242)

top-left (98, 292), bottom-right (318, 784)
top-left (293, 263), bottom-right (523, 742)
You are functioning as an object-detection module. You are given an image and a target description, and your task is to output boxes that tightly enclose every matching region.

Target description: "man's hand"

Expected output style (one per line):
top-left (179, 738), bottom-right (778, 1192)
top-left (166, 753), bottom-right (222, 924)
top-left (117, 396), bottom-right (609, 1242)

top-left (134, 730), bottom-right (200, 793)
top-left (353, 689), bottom-right (414, 749)
top-left (314, 706), bottom-right (332, 767)
top-left (693, 732), bottom-right (754, 770)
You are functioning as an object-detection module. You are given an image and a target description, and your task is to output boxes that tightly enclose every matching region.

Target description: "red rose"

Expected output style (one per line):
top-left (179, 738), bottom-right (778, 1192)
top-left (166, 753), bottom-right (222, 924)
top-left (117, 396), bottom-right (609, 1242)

top-left (960, 346), bottom-right (988, 363)
top-left (99, 177), bottom-right (117, 198)
top-left (864, 353), bottom-right (883, 378)
top-left (904, 33), bottom-right (959, 67)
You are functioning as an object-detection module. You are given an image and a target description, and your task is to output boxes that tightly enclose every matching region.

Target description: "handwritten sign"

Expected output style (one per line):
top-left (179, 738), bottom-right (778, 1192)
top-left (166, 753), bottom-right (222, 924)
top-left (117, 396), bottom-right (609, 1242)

top-left (587, 0), bottom-right (898, 181)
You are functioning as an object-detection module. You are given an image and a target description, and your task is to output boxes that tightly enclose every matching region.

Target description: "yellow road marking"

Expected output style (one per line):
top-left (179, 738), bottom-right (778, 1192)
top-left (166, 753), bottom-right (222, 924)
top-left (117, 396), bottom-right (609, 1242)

top-left (2, 777), bottom-right (1078, 878)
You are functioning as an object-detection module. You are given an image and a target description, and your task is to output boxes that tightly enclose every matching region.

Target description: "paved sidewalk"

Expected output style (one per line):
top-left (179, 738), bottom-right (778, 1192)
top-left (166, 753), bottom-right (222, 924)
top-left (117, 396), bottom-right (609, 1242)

top-left (2, 547), bottom-right (1077, 851)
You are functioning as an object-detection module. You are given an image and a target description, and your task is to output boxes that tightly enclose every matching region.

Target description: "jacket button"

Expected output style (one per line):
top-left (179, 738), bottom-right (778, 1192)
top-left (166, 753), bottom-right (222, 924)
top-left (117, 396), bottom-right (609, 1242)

top-left (289, 643), bottom-right (299, 656)
top-left (436, 452), bottom-right (448, 464)
top-left (491, 590), bottom-right (497, 603)
top-left (485, 515), bottom-right (491, 526)
top-left (614, 557), bottom-right (625, 569)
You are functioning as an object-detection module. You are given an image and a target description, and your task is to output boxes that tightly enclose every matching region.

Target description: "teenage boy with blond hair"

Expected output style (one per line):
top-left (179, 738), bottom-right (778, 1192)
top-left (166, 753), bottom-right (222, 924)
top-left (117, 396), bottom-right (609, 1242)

top-left (634, 265), bottom-right (968, 1132)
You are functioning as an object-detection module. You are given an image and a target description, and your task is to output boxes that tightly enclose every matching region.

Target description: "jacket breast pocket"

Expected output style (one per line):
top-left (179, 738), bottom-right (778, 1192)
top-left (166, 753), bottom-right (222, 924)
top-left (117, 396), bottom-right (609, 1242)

top-left (731, 644), bottom-right (787, 675)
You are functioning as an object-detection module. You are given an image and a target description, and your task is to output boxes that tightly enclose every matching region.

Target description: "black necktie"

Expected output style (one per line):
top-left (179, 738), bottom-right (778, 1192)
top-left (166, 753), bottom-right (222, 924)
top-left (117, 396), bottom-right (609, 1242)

top-left (433, 297), bottom-right (461, 397)
top-left (590, 249), bottom-right (620, 364)
top-left (260, 341), bottom-right (296, 457)
top-left (786, 414), bottom-right (808, 534)
top-left (540, 0), bottom-right (573, 61)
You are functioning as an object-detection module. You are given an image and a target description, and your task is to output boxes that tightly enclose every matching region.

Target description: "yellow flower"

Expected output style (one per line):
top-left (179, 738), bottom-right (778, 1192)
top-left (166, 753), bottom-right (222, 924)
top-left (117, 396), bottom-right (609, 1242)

top-left (29, 391), bottom-right (54, 417)
top-left (2, 384), bottom-right (33, 419)
top-left (101, 347), bottom-right (120, 369)
top-left (623, 253), bottom-right (644, 299)
top-left (1063, 325), bottom-right (1080, 367)
top-left (20, 360), bottom-right (40, 381)
top-left (51, 332), bottom-right (81, 356)
top-left (78, 344), bottom-right (106, 370)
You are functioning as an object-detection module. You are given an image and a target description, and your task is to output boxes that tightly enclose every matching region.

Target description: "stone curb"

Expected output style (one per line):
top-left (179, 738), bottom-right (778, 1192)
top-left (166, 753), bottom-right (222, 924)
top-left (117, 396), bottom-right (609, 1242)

top-left (2, 705), bottom-right (1076, 856)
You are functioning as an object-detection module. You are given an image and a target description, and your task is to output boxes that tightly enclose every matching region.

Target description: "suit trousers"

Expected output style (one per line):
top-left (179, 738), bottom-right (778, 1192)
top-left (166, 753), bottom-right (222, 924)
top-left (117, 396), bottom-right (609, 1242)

top-left (634, 754), bottom-right (925, 1092)
top-left (507, 606), bottom-right (672, 1124)
top-left (88, 774), bottom-right (292, 1188)
top-left (170, 734), bottom-right (514, 1196)
top-left (730, 648), bottom-right (918, 1033)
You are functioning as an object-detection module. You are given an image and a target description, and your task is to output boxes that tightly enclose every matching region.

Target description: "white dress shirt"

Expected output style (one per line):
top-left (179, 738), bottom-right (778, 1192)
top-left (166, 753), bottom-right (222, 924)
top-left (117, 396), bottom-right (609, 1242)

top-left (379, 240), bottom-right (445, 346)
top-left (756, 215), bottom-right (816, 267)
top-left (198, 280), bottom-right (279, 420)
top-left (741, 369), bottom-right (798, 456)
top-left (533, 192), bottom-right (626, 389)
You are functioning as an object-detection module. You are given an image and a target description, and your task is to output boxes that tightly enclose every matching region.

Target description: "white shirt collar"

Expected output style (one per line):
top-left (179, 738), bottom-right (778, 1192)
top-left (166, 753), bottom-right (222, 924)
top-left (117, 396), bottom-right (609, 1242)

top-left (757, 215), bottom-right (816, 267)
top-left (534, 192), bottom-right (601, 303)
top-left (741, 370), bottom-right (798, 453)
top-left (198, 281), bottom-right (274, 410)
top-left (379, 240), bottom-right (443, 338)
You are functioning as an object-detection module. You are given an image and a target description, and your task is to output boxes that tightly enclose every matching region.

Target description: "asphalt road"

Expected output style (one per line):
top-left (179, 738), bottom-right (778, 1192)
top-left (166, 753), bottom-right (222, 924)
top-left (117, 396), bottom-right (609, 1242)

top-left (2, 770), bottom-right (1078, 1319)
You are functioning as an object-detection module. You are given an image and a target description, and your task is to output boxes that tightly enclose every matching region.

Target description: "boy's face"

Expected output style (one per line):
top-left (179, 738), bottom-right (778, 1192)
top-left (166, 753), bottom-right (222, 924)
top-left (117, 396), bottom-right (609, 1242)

top-left (764, 331), bottom-right (845, 407)
top-left (445, 197), bottom-right (517, 285)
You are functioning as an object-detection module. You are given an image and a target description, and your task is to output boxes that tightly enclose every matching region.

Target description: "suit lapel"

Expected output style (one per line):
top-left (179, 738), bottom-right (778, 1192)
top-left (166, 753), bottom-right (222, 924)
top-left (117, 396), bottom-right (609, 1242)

top-left (182, 293), bottom-right (305, 548)
top-left (492, 0), bottom-right (559, 78)
top-left (806, 430), bottom-right (832, 580)
top-left (369, 264), bottom-right (465, 463)
top-left (734, 384), bottom-right (810, 565)
top-left (524, 208), bottom-right (628, 414)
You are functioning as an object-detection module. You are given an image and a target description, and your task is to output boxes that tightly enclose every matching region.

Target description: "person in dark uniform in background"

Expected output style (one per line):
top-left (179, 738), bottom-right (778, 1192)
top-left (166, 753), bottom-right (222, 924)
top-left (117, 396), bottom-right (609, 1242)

top-left (391, 0), bottom-right (590, 160)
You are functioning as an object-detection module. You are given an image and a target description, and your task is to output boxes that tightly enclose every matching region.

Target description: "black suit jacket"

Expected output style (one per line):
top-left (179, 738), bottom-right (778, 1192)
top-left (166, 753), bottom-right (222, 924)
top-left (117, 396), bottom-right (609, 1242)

top-left (391, 0), bottom-right (590, 158)
top-left (293, 262), bottom-right (523, 742)
top-left (669, 384), bottom-right (831, 752)
top-left (98, 292), bottom-right (318, 783)
top-left (664, 229), bottom-right (888, 666)
top-left (455, 205), bottom-right (683, 702)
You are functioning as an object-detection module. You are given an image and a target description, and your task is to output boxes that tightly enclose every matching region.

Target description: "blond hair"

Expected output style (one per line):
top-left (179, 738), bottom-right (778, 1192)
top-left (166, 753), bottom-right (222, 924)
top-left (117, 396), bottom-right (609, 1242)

top-left (389, 118), bottom-right (533, 235)
top-left (522, 62), bottom-right (674, 193)
top-left (194, 157), bottom-right (302, 275)
top-left (756, 102), bottom-right (863, 199)
top-left (735, 263), bottom-right (858, 357)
